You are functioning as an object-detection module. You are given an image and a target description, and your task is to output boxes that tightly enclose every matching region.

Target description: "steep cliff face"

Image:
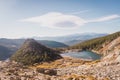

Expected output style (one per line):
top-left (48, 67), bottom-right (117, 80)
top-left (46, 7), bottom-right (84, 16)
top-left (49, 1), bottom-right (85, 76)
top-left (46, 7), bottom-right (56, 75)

top-left (100, 37), bottom-right (120, 64)
top-left (99, 37), bottom-right (120, 54)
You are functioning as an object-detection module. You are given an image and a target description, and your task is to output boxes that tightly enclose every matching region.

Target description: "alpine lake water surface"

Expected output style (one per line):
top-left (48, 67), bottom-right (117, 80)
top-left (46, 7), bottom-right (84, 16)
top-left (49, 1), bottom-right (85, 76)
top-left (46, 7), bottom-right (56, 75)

top-left (61, 51), bottom-right (101, 60)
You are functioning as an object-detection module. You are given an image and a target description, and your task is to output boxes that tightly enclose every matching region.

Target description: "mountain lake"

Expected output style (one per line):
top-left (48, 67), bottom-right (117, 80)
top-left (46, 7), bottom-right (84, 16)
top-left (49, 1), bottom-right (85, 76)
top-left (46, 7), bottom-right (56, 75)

top-left (61, 51), bottom-right (101, 60)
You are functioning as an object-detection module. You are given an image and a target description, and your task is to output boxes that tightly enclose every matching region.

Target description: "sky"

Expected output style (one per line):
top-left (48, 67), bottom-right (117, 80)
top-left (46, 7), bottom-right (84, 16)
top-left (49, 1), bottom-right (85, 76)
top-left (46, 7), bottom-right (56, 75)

top-left (0, 0), bottom-right (120, 38)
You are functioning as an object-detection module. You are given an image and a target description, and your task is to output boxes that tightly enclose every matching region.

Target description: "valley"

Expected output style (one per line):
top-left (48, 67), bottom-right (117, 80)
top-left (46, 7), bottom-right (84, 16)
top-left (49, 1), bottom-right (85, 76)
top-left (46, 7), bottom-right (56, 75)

top-left (0, 31), bottom-right (120, 80)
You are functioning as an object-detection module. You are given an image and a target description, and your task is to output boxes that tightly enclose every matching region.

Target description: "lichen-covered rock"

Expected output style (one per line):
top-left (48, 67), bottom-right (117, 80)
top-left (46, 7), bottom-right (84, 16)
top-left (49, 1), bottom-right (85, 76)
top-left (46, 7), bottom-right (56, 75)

top-left (36, 68), bottom-right (57, 76)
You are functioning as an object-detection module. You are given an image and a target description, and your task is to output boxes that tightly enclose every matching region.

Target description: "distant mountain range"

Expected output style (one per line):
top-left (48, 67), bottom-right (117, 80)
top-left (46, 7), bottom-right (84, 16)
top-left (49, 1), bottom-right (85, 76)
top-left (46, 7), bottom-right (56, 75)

top-left (34, 33), bottom-right (108, 45)
top-left (0, 38), bottom-right (68, 49)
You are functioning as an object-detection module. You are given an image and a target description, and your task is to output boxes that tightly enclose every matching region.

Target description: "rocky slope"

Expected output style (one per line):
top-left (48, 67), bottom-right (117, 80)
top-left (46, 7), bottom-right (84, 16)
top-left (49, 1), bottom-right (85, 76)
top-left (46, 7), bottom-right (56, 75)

top-left (98, 37), bottom-right (120, 65)
top-left (10, 39), bottom-right (62, 65)
top-left (0, 57), bottom-right (120, 80)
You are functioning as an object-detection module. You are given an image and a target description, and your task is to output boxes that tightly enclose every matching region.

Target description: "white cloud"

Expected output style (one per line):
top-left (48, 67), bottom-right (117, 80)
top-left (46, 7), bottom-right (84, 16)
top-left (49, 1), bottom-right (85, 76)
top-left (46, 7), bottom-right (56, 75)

top-left (89, 15), bottom-right (120, 22)
top-left (20, 12), bottom-right (120, 29)
top-left (20, 12), bottom-right (87, 28)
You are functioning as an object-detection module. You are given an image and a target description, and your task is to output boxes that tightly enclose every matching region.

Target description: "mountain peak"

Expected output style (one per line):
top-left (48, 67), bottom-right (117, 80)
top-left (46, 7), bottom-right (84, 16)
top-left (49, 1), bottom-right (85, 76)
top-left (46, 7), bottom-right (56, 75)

top-left (10, 39), bottom-right (62, 65)
top-left (22, 39), bottom-right (46, 51)
top-left (25, 39), bottom-right (36, 43)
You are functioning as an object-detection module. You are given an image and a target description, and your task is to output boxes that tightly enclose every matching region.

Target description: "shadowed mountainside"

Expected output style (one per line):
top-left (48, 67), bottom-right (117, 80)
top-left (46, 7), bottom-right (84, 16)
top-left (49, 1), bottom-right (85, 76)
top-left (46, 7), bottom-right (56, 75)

top-left (0, 45), bottom-right (12, 60)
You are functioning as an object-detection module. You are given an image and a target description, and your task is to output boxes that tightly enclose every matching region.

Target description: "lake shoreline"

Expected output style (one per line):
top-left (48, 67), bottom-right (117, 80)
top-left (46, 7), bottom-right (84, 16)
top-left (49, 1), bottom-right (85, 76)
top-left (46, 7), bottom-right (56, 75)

top-left (61, 51), bottom-right (101, 61)
top-left (61, 56), bottom-right (93, 61)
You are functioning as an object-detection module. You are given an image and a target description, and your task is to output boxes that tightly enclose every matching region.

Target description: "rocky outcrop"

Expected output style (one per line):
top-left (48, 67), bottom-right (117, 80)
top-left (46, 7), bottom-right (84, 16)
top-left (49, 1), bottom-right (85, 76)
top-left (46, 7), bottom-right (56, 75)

top-left (36, 68), bottom-right (57, 76)
top-left (98, 37), bottom-right (120, 65)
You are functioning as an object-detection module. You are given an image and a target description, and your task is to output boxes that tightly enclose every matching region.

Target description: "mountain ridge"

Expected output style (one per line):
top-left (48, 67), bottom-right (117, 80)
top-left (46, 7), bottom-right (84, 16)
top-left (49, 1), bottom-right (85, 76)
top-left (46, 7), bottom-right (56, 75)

top-left (33, 33), bottom-right (108, 43)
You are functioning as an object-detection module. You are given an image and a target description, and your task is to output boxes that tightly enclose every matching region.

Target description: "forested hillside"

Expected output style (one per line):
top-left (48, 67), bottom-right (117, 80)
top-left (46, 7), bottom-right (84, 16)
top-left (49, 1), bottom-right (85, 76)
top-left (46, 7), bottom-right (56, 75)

top-left (69, 31), bottom-right (120, 51)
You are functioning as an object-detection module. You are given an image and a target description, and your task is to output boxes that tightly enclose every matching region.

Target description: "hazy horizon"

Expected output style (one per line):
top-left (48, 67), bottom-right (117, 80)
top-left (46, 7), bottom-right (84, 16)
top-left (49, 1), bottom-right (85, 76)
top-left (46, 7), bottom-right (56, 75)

top-left (0, 0), bottom-right (120, 38)
top-left (0, 32), bottom-right (109, 39)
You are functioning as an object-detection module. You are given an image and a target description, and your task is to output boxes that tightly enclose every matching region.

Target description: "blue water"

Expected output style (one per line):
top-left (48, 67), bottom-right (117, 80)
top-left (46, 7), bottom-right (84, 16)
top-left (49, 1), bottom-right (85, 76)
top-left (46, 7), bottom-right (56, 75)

top-left (61, 51), bottom-right (101, 60)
